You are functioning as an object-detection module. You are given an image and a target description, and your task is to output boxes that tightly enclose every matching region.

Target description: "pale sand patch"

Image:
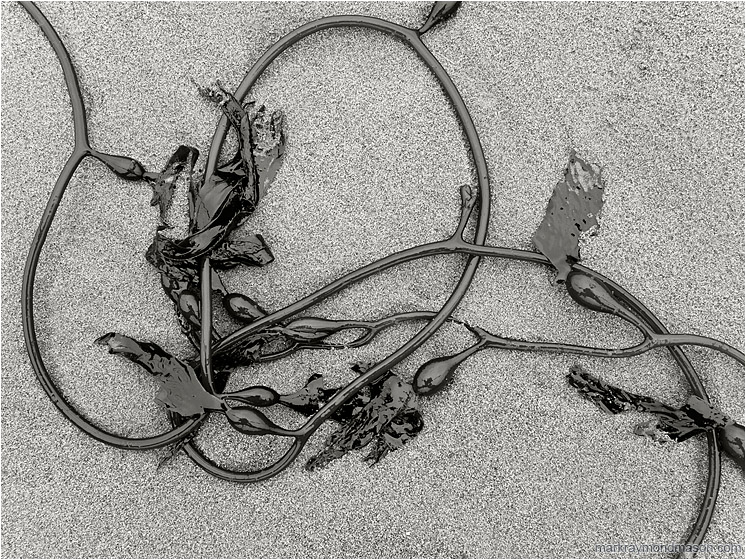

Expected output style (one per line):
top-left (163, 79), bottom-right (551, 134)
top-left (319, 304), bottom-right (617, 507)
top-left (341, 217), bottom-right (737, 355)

top-left (2, 2), bottom-right (743, 558)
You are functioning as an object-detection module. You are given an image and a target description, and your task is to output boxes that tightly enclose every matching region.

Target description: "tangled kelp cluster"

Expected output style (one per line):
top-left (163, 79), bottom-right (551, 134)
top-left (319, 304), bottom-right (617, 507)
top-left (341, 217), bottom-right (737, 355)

top-left (20, 1), bottom-right (742, 551)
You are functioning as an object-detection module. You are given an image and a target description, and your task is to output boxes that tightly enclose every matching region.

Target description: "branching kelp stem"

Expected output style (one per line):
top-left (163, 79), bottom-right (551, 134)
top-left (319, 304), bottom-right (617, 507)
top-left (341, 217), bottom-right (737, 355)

top-left (187, 12), bottom-right (493, 482)
top-left (20, 2), bottom-right (205, 451)
top-left (474, 326), bottom-right (744, 364)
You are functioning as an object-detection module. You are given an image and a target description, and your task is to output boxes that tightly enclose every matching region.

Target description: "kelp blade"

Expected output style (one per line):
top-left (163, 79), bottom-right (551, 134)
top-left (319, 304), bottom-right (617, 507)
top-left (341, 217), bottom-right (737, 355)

top-left (533, 151), bottom-right (604, 282)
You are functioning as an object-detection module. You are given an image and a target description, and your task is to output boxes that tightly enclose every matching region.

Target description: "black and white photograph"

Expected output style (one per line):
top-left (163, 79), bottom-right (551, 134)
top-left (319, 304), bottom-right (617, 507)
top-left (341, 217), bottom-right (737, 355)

top-left (1, 2), bottom-right (744, 558)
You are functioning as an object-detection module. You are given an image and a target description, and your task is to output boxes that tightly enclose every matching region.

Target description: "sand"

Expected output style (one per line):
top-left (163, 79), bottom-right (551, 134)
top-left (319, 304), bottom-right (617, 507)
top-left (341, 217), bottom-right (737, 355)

top-left (1, 2), bottom-right (744, 558)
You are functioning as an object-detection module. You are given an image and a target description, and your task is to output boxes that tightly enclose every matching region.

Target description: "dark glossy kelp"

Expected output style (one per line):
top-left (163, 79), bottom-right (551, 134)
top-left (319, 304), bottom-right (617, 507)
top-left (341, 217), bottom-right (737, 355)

top-left (569, 366), bottom-right (745, 469)
top-left (281, 363), bottom-right (424, 470)
top-left (532, 150), bottom-right (604, 284)
top-left (19, 1), bottom-right (743, 554)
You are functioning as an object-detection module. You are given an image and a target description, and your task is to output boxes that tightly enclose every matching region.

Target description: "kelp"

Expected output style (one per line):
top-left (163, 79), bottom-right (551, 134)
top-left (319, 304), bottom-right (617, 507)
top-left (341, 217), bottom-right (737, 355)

top-left (279, 374), bottom-right (338, 417)
top-left (412, 343), bottom-right (483, 396)
top-left (363, 406), bottom-right (424, 465)
top-left (139, 85), bottom-right (285, 349)
top-left (212, 331), bottom-right (277, 369)
top-left (568, 365), bottom-right (744, 467)
top-left (149, 145), bottom-right (199, 230)
top-left (223, 293), bottom-right (267, 322)
top-left (95, 333), bottom-right (220, 416)
top-left (306, 374), bottom-right (422, 470)
top-left (95, 333), bottom-right (294, 438)
top-left (223, 386), bottom-right (280, 408)
top-left (277, 362), bottom-right (424, 469)
top-left (533, 151), bottom-right (604, 283)
top-left (92, 123), bottom-right (743, 479)
top-left (23, 2), bottom-right (743, 550)
top-left (196, 82), bottom-right (285, 207)
top-left (210, 235), bottom-right (274, 269)
top-left (224, 406), bottom-right (290, 437)
top-left (419, 1), bottom-right (461, 34)
top-left (97, 82), bottom-right (288, 415)
top-left (279, 370), bottom-right (372, 421)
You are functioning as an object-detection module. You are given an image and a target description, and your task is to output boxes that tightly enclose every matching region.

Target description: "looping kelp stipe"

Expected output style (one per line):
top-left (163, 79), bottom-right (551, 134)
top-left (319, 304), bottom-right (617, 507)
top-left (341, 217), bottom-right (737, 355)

top-left (20, 1), bottom-right (743, 554)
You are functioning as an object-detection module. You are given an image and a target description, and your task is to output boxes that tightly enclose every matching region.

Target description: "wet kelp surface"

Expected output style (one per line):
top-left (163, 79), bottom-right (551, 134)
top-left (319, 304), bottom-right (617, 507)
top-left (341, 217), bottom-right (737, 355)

top-left (532, 150), bottom-right (604, 284)
top-left (19, 0), bottom-right (743, 552)
top-left (569, 366), bottom-right (744, 469)
top-left (96, 144), bottom-right (746, 472)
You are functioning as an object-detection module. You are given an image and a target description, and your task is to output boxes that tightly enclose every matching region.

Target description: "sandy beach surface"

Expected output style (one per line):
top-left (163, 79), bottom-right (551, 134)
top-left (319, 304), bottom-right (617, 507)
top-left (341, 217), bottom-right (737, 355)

top-left (1, 2), bottom-right (744, 558)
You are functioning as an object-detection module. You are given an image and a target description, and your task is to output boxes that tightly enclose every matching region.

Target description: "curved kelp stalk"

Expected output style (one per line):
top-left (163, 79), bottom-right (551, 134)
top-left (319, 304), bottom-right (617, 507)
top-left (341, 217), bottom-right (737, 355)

top-left (20, 1), bottom-right (742, 554)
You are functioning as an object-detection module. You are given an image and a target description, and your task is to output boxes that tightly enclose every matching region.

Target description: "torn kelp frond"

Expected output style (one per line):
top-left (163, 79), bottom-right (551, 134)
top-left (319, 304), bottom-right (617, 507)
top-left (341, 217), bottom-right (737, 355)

top-left (188, 160), bottom-right (244, 233)
top-left (533, 150), bottom-right (604, 283)
top-left (213, 332), bottom-right (276, 369)
top-left (145, 234), bottom-right (198, 282)
top-left (249, 103), bottom-right (285, 201)
top-left (656, 396), bottom-right (732, 443)
top-left (210, 235), bottom-right (274, 269)
top-left (150, 145), bottom-right (200, 229)
top-left (278, 374), bottom-right (338, 417)
top-left (351, 360), bottom-right (376, 375)
top-left (567, 365), bottom-right (660, 415)
top-left (95, 333), bottom-right (220, 416)
top-left (277, 363), bottom-right (378, 420)
top-left (138, 88), bottom-right (284, 355)
top-left (148, 88), bottom-right (284, 263)
top-left (568, 365), bottom-right (730, 443)
top-left (419, 2), bottom-right (461, 35)
top-left (197, 82), bottom-right (285, 211)
top-left (148, 162), bottom-right (273, 261)
top-left (364, 406), bottom-right (424, 465)
top-left (154, 199), bottom-right (247, 262)
top-left (145, 235), bottom-right (202, 345)
top-left (210, 84), bottom-right (259, 206)
top-left (305, 374), bottom-right (422, 470)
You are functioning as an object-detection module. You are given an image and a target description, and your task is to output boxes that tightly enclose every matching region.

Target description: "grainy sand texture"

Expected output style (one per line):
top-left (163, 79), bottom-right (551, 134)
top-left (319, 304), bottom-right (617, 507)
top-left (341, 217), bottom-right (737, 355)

top-left (1, 2), bottom-right (744, 558)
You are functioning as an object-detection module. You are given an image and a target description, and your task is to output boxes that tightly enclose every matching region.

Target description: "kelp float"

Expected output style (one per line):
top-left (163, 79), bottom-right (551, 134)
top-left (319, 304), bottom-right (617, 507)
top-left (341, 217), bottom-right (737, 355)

top-left (20, 1), bottom-right (743, 553)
